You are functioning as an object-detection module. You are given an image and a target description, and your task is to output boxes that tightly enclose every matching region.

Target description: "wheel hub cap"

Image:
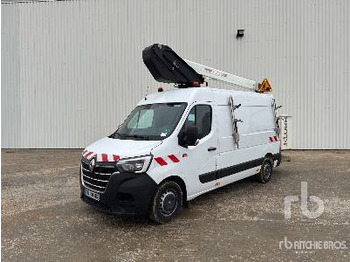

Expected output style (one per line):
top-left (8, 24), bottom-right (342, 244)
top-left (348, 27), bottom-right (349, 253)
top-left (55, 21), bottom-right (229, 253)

top-left (160, 191), bottom-right (177, 215)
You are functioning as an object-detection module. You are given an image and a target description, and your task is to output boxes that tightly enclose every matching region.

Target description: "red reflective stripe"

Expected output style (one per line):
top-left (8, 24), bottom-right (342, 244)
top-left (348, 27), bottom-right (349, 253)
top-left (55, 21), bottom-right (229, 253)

top-left (168, 154), bottom-right (180, 163)
top-left (84, 151), bottom-right (93, 158)
top-left (154, 157), bottom-right (167, 166)
top-left (101, 154), bottom-right (108, 162)
top-left (269, 137), bottom-right (274, 142)
top-left (274, 136), bottom-right (278, 141)
top-left (113, 155), bottom-right (120, 161)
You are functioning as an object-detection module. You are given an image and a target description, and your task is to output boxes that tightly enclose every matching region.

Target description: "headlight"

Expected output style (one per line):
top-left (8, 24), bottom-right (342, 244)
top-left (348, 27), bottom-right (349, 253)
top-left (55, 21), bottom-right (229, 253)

top-left (116, 155), bottom-right (152, 173)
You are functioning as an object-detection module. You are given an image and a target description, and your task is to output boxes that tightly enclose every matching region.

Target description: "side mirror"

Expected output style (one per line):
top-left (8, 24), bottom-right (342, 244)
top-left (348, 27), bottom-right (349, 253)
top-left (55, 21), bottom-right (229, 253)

top-left (178, 126), bottom-right (199, 147)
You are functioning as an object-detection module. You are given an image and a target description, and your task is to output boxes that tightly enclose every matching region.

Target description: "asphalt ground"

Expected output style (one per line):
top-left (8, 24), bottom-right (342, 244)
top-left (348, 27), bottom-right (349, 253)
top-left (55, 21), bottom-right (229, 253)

top-left (1, 150), bottom-right (349, 261)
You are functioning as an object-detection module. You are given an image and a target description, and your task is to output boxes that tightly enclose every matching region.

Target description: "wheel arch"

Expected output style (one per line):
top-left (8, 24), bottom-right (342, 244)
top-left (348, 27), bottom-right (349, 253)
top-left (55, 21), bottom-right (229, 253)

top-left (161, 176), bottom-right (188, 204)
top-left (264, 153), bottom-right (274, 165)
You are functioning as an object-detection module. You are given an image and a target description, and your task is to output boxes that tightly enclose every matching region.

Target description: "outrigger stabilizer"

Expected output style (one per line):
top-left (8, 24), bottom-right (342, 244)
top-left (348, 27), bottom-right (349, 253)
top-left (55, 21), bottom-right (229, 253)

top-left (142, 43), bottom-right (272, 93)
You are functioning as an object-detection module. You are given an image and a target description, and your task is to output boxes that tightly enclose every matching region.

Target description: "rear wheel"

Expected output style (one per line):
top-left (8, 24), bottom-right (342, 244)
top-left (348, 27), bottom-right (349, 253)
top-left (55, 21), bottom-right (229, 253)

top-left (256, 158), bottom-right (273, 183)
top-left (149, 181), bottom-right (183, 224)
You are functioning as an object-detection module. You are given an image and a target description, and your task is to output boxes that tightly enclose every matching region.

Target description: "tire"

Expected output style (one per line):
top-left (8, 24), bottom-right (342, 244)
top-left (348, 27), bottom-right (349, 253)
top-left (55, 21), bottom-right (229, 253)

top-left (149, 181), bottom-right (183, 224)
top-left (256, 158), bottom-right (273, 183)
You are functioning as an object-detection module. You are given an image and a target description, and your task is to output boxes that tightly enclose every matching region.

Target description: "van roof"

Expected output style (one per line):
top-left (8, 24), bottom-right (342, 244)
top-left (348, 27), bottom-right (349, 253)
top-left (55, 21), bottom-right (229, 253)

top-left (138, 87), bottom-right (274, 107)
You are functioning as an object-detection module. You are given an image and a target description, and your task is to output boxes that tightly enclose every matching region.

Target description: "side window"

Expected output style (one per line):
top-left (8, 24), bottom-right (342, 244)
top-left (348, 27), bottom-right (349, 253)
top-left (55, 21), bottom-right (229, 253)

top-left (183, 105), bottom-right (212, 139)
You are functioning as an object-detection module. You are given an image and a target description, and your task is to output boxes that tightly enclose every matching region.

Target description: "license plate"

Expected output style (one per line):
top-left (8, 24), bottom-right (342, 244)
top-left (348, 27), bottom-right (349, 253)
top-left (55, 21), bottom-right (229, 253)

top-left (84, 188), bottom-right (100, 201)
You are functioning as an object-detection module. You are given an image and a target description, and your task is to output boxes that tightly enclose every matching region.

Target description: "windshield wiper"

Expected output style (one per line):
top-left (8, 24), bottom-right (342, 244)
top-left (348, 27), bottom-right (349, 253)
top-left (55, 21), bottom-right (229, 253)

top-left (125, 134), bottom-right (151, 140)
top-left (111, 132), bottom-right (126, 139)
top-left (110, 132), bottom-right (153, 140)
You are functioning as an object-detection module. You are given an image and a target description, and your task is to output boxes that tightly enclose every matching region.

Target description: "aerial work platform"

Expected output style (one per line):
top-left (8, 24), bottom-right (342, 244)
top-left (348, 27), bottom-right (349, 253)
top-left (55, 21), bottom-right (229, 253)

top-left (142, 43), bottom-right (272, 92)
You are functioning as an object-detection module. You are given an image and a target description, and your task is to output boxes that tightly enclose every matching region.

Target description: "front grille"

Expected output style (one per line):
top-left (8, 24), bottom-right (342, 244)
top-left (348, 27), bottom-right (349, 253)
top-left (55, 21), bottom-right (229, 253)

top-left (81, 157), bottom-right (119, 193)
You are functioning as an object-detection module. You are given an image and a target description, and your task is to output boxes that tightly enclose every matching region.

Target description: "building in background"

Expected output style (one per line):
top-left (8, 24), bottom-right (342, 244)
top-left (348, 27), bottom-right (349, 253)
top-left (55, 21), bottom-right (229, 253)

top-left (2, 0), bottom-right (349, 148)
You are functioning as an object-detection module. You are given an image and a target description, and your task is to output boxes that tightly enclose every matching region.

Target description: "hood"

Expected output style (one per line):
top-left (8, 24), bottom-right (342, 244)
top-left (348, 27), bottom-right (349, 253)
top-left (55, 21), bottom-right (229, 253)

top-left (84, 137), bottom-right (162, 161)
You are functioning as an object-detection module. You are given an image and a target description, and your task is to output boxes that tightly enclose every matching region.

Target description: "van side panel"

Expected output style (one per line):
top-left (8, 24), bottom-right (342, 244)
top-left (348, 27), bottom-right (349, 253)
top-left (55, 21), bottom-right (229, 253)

top-left (236, 105), bottom-right (275, 149)
top-left (214, 92), bottom-right (279, 186)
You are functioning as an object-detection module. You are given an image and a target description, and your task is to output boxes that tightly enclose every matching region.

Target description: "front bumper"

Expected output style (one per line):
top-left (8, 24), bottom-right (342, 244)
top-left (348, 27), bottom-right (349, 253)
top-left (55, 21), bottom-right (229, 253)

top-left (81, 172), bottom-right (157, 216)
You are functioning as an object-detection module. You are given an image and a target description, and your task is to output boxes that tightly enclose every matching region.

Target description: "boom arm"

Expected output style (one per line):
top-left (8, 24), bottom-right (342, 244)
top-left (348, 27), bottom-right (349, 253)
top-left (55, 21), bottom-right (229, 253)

top-left (184, 59), bottom-right (259, 91)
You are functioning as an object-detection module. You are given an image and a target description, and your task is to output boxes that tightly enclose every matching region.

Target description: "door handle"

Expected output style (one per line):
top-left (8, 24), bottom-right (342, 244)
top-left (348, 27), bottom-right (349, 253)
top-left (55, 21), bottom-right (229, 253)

top-left (208, 146), bottom-right (217, 152)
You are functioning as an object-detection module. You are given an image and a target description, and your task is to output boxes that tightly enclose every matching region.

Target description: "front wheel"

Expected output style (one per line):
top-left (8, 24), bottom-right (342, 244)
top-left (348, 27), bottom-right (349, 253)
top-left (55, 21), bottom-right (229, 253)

top-left (256, 158), bottom-right (273, 183)
top-left (149, 181), bottom-right (183, 224)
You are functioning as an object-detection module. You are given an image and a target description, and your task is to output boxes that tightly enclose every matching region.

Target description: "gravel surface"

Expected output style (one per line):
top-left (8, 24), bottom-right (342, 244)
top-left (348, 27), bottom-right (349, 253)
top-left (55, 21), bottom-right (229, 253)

top-left (1, 150), bottom-right (350, 261)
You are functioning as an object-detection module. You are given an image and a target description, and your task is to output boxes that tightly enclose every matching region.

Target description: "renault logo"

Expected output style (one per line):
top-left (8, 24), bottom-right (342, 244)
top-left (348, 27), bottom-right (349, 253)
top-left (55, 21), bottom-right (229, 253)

top-left (89, 158), bottom-right (96, 172)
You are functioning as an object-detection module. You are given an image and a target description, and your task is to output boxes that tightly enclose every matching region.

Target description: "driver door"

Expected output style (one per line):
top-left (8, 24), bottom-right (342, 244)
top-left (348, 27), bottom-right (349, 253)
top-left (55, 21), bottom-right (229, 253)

top-left (179, 103), bottom-right (218, 197)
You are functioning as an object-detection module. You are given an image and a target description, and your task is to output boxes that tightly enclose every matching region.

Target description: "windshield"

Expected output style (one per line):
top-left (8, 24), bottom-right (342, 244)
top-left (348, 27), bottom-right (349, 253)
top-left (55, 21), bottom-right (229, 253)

top-left (111, 103), bottom-right (187, 140)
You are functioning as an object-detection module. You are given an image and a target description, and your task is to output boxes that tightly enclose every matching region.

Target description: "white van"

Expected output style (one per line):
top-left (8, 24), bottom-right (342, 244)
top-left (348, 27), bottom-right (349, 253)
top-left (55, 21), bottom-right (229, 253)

top-left (80, 44), bottom-right (281, 223)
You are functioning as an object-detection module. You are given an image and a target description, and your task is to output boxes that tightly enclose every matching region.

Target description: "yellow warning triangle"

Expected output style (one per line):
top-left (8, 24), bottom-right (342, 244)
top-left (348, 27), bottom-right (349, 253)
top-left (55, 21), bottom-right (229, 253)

top-left (258, 78), bottom-right (272, 93)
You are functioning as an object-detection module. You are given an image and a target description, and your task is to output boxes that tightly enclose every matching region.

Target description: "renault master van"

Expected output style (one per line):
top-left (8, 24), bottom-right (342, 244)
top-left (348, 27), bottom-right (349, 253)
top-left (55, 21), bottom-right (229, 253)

top-left (80, 44), bottom-right (281, 223)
